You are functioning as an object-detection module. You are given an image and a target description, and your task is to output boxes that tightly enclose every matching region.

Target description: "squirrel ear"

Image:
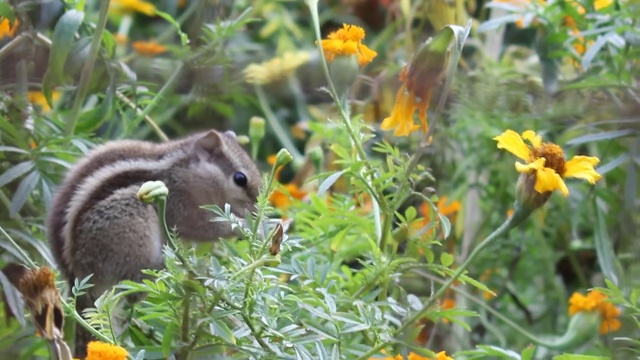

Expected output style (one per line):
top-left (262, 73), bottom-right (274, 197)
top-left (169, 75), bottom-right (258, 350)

top-left (193, 131), bottom-right (223, 160)
top-left (223, 130), bottom-right (237, 139)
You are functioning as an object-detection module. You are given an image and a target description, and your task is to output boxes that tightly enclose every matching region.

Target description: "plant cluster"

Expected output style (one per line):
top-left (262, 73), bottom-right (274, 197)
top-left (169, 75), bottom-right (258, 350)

top-left (0, 0), bottom-right (638, 359)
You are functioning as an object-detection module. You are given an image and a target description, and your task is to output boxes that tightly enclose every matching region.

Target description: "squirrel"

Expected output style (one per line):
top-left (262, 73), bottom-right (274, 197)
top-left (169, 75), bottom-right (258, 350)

top-left (46, 130), bottom-right (262, 356)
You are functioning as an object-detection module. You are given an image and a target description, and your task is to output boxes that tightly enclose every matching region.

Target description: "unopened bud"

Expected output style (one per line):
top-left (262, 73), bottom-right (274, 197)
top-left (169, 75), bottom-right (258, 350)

top-left (308, 146), bottom-right (324, 172)
top-left (236, 135), bottom-right (250, 145)
top-left (328, 55), bottom-right (359, 101)
top-left (137, 181), bottom-right (169, 203)
top-left (249, 116), bottom-right (266, 143)
top-left (540, 311), bottom-right (601, 350)
top-left (274, 148), bottom-right (293, 169)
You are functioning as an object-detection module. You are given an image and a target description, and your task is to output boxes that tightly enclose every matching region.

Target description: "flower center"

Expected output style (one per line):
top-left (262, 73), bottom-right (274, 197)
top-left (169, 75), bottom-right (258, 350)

top-left (534, 143), bottom-right (566, 175)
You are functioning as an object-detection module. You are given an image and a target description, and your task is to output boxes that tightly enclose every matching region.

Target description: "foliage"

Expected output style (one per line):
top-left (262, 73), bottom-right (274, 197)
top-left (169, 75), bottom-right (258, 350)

top-left (0, 0), bottom-right (638, 359)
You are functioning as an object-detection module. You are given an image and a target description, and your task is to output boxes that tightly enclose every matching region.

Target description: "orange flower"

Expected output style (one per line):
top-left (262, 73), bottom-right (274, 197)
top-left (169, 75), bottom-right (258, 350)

top-left (568, 290), bottom-right (621, 334)
top-left (109, 0), bottom-right (156, 16)
top-left (132, 41), bottom-right (167, 56)
top-left (319, 24), bottom-right (377, 66)
top-left (86, 341), bottom-right (129, 360)
top-left (414, 197), bottom-right (461, 239)
top-left (369, 351), bottom-right (453, 360)
top-left (28, 91), bottom-right (61, 113)
top-left (270, 183), bottom-right (307, 209)
top-left (0, 17), bottom-right (19, 38)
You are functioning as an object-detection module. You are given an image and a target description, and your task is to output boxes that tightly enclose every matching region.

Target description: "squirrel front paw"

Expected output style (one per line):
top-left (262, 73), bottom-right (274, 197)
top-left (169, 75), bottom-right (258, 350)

top-left (137, 181), bottom-right (169, 204)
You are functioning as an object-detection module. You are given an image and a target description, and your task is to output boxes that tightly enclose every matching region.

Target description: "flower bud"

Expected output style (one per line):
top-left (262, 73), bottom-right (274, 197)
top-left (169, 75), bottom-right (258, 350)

top-left (308, 146), bottom-right (324, 172)
top-left (274, 148), bottom-right (293, 169)
top-left (137, 181), bottom-right (169, 204)
top-left (236, 135), bottom-right (250, 145)
top-left (328, 54), bottom-right (359, 101)
top-left (540, 311), bottom-right (601, 350)
top-left (249, 116), bottom-right (266, 144)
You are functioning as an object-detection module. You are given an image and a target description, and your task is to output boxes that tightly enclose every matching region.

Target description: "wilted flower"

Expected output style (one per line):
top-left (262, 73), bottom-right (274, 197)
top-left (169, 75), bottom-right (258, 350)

top-left (86, 341), bottom-right (129, 360)
top-left (494, 129), bottom-right (601, 208)
top-left (18, 267), bottom-right (64, 341)
top-left (569, 290), bottom-right (621, 334)
top-left (132, 41), bottom-right (167, 56)
top-left (381, 35), bottom-right (449, 137)
top-left (319, 24), bottom-right (377, 66)
top-left (244, 52), bottom-right (311, 85)
top-left (109, 0), bottom-right (156, 16)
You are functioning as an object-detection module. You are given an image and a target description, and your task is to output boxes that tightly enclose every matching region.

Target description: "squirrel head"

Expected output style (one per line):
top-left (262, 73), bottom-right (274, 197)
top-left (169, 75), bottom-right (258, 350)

top-left (184, 130), bottom-right (262, 218)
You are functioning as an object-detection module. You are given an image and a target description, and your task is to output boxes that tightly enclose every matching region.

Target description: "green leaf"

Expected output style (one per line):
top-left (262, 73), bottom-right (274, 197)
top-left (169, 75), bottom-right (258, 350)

top-left (566, 129), bottom-right (636, 145)
top-left (0, 3), bottom-right (16, 23)
top-left (317, 170), bottom-right (347, 196)
top-left (476, 345), bottom-right (520, 359)
top-left (10, 170), bottom-right (39, 217)
top-left (156, 10), bottom-right (190, 48)
top-left (520, 345), bottom-right (536, 360)
top-left (593, 198), bottom-right (620, 285)
top-left (161, 322), bottom-right (176, 355)
top-left (76, 84), bottom-right (116, 133)
top-left (0, 161), bottom-right (34, 188)
top-left (42, 9), bottom-right (85, 103)
top-left (553, 355), bottom-right (609, 360)
top-left (440, 252), bottom-right (454, 267)
top-left (210, 319), bottom-right (236, 344)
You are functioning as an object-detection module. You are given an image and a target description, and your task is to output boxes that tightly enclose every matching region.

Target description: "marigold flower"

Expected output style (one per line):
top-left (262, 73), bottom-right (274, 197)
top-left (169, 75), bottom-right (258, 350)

top-left (109, 0), bottom-right (156, 16)
top-left (494, 129), bottom-right (601, 197)
top-left (568, 290), bottom-right (621, 334)
top-left (0, 17), bottom-right (19, 38)
top-left (28, 90), bottom-right (61, 113)
top-left (86, 341), bottom-right (129, 360)
top-left (414, 197), bottom-right (461, 239)
top-left (370, 351), bottom-right (453, 360)
top-left (244, 51), bottom-right (311, 85)
top-left (132, 41), bottom-right (167, 56)
top-left (319, 24), bottom-right (377, 66)
top-left (18, 267), bottom-right (64, 341)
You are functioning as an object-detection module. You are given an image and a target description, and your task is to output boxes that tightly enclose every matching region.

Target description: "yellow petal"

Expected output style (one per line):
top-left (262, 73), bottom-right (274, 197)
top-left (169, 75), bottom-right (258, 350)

top-left (563, 156), bottom-right (601, 184)
top-left (515, 157), bottom-right (545, 173)
top-left (521, 130), bottom-right (542, 148)
top-left (494, 130), bottom-right (532, 161)
top-left (535, 166), bottom-right (569, 196)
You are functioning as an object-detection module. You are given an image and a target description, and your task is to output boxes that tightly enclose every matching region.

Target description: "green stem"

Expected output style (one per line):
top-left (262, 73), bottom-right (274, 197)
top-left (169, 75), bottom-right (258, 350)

top-left (179, 278), bottom-right (192, 360)
top-left (65, 0), bottom-right (110, 135)
top-left (357, 205), bottom-right (532, 359)
top-left (131, 62), bottom-right (185, 129)
top-left (306, 0), bottom-right (390, 249)
top-left (0, 225), bottom-right (36, 268)
top-left (254, 84), bottom-right (303, 166)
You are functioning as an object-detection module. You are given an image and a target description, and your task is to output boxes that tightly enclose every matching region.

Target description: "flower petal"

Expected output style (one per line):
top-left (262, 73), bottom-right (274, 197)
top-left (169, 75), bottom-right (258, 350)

top-left (494, 130), bottom-right (532, 161)
top-left (563, 155), bottom-right (601, 184)
top-left (535, 166), bottom-right (569, 196)
top-left (522, 130), bottom-right (542, 148)
top-left (515, 157), bottom-right (545, 173)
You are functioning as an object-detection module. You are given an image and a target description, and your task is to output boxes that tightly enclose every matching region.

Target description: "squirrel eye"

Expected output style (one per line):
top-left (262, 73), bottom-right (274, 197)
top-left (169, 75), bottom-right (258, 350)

top-left (233, 172), bottom-right (248, 187)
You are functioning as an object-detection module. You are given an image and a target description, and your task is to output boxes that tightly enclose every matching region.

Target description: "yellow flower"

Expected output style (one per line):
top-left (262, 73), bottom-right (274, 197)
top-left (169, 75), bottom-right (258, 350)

top-left (132, 40), bottom-right (167, 56)
top-left (369, 351), bottom-right (453, 360)
top-left (568, 290), bottom-right (621, 334)
top-left (594, 0), bottom-right (613, 10)
top-left (319, 24), bottom-right (377, 66)
top-left (244, 51), bottom-right (311, 85)
top-left (28, 91), bottom-right (61, 113)
top-left (0, 17), bottom-right (19, 38)
top-left (493, 129), bottom-right (601, 197)
top-left (86, 341), bottom-right (129, 360)
top-left (109, 0), bottom-right (156, 16)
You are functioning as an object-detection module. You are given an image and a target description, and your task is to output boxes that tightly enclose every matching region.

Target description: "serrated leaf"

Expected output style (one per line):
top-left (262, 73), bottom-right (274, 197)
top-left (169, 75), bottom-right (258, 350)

top-left (161, 322), bottom-right (176, 355)
top-left (317, 170), bottom-right (347, 196)
top-left (42, 9), bottom-right (85, 103)
top-left (0, 161), bottom-right (34, 188)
